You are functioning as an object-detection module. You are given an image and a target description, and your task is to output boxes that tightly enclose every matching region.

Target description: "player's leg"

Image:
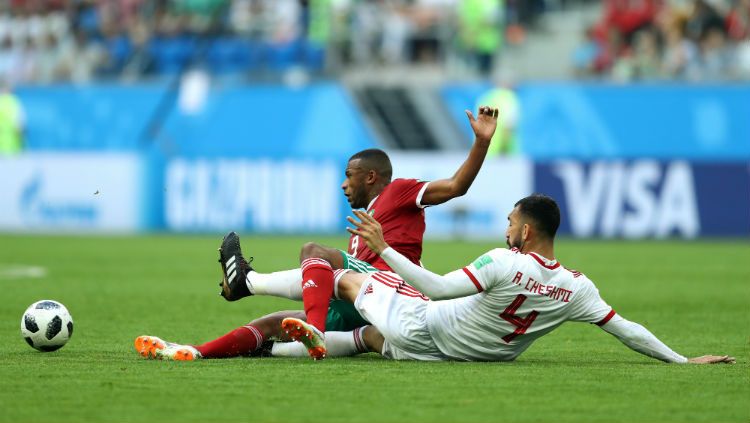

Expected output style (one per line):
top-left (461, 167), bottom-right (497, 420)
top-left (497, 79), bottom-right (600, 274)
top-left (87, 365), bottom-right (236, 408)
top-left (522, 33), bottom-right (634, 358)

top-left (361, 325), bottom-right (384, 355)
top-left (134, 310), bottom-right (304, 360)
top-left (298, 243), bottom-right (345, 333)
top-left (219, 234), bottom-right (344, 302)
top-left (271, 328), bottom-right (370, 357)
top-left (335, 271), bottom-right (369, 303)
top-left (244, 243), bottom-right (344, 301)
top-left (282, 271), bottom-right (370, 359)
top-left (271, 294), bottom-right (369, 357)
top-left (339, 272), bottom-right (444, 361)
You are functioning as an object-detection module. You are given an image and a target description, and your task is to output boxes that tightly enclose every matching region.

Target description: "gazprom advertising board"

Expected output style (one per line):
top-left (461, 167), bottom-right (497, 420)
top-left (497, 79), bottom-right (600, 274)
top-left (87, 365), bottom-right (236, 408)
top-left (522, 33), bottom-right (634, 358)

top-left (163, 158), bottom-right (341, 233)
top-left (0, 154), bottom-right (143, 232)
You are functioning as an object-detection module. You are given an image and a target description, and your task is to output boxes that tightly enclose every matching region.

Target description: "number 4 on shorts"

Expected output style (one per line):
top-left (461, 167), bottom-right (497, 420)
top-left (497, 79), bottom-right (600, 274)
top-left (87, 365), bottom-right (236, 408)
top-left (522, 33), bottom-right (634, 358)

top-left (499, 294), bottom-right (539, 343)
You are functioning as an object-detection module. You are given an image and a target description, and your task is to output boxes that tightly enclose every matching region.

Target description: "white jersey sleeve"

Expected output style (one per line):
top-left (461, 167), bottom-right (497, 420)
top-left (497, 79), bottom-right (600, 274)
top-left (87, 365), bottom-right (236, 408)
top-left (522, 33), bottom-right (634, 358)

top-left (566, 279), bottom-right (616, 326)
top-left (460, 248), bottom-right (517, 292)
top-left (600, 315), bottom-right (688, 363)
top-left (380, 247), bottom-right (487, 300)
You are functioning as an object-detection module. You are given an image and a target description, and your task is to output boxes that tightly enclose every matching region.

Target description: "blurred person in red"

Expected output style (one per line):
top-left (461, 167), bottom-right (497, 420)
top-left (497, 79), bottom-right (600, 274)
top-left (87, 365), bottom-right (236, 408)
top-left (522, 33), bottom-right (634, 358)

top-left (595, 0), bottom-right (662, 46)
top-left (726, 0), bottom-right (750, 41)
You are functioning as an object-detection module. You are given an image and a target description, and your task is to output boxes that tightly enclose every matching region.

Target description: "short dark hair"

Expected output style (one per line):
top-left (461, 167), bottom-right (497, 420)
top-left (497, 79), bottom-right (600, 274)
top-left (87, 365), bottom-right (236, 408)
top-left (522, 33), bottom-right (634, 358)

top-left (349, 148), bottom-right (392, 181)
top-left (514, 194), bottom-right (560, 239)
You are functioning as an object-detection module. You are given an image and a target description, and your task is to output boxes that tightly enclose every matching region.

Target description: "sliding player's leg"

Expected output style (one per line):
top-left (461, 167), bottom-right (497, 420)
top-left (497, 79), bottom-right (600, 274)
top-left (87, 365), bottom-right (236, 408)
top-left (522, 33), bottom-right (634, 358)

top-left (238, 242), bottom-right (347, 301)
top-left (270, 328), bottom-right (370, 357)
top-left (134, 310), bottom-right (304, 361)
top-left (297, 248), bottom-right (381, 343)
top-left (283, 270), bottom-right (370, 359)
top-left (218, 232), bottom-right (346, 302)
top-left (326, 271), bottom-right (444, 361)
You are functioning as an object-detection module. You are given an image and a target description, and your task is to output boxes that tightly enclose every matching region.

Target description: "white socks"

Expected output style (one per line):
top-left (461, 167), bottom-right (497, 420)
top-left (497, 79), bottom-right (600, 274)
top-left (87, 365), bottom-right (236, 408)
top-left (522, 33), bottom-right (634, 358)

top-left (271, 328), bottom-right (369, 358)
top-left (247, 269), bottom-right (303, 300)
top-left (248, 268), bottom-right (349, 301)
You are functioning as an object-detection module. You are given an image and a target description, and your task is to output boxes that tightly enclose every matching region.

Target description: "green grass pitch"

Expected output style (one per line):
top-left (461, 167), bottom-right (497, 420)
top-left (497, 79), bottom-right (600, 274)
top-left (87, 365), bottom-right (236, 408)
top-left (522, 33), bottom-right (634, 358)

top-left (0, 234), bottom-right (747, 423)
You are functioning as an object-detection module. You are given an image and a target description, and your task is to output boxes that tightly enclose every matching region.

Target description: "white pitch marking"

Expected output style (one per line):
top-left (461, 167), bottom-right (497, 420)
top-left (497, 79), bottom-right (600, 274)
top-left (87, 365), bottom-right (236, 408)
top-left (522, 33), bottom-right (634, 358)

top-left (0, 264), bottom-right (48, 280)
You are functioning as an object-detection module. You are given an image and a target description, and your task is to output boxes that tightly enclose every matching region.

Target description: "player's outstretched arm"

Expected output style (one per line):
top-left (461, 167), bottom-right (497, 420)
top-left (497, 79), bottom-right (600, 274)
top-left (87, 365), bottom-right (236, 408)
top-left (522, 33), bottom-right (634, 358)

top-left (687, 355), bottom-right (736, 364)
top-left (600, 315), bottom-right (735, 364)
top-left (347, 210), bottom-right (478, 300)
top-left (420, 106), bottom-right (498, 207)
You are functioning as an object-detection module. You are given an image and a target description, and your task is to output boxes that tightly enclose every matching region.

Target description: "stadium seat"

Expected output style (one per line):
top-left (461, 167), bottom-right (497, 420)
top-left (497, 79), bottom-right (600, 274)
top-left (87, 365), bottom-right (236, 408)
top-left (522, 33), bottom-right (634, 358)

top-left (149, 36), bottom-right (197, 75)
top-left (205, 38), bottom-right (262, 74)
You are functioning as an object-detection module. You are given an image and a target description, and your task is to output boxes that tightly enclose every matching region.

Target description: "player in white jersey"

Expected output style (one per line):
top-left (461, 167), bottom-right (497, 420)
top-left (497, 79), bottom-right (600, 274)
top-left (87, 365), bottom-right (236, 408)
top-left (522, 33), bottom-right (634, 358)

top-left (282, 194), bottom-right (734, 364)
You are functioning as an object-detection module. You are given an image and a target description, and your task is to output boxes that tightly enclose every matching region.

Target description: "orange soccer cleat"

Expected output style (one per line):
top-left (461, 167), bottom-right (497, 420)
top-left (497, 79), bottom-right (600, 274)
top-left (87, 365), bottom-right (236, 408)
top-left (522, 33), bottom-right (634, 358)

top-left (281, 318), bottom-right (326, 360)
top-left (134, 335), bottom-right (202, 361)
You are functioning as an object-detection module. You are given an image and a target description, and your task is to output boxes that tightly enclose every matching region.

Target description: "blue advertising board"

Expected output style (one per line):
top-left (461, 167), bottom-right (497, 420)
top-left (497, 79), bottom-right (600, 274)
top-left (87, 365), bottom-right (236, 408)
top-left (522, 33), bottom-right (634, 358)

top-left (442, 83), bottom-right (750, 160)
top-left (534, 161), bottom-right (750, 238)
top-left (17, 82), bottom-right (377, 160)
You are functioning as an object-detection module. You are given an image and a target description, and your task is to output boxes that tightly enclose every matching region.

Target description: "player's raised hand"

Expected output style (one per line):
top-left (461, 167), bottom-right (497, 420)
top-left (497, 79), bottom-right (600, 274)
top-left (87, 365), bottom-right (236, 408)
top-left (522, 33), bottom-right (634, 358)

top-left (687, 355), bottom-right (736, 364)
top-left (465, 106), bottom-right (499, 145)
top-left (346, 210), bottom-right (388, 255)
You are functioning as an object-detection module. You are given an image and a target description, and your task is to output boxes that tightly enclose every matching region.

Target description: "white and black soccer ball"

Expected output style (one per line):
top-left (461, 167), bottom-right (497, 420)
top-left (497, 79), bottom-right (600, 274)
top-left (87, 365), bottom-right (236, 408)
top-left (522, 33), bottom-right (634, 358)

top-left (21, 300), bottom-right (74, 352)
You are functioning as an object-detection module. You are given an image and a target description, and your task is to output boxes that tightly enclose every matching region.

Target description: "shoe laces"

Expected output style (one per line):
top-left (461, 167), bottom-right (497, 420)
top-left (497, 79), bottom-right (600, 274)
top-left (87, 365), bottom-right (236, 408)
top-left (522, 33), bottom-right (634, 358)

top-left (239, 256), bottom-right (254, 271)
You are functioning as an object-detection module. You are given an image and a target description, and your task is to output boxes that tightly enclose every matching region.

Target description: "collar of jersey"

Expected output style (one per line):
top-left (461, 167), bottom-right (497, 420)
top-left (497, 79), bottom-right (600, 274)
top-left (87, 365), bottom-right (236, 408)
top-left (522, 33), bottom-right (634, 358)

top-left (366, 195), bottom-right (379, 211)
top-left (528, 252), bottom-right (560, 270)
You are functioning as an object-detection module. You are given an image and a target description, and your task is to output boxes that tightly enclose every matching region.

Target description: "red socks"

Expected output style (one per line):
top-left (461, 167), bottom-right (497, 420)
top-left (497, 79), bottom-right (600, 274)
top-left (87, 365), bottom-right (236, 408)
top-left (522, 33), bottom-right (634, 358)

top-left (195, 325), bottom-right (264, 358)
top-left (300, 258), bottom-right (334, 332)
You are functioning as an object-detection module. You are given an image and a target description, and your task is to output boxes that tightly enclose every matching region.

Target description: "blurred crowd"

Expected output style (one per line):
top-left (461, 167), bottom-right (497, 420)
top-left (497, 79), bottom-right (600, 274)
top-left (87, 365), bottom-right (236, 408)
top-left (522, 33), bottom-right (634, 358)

top-left (573, 0), bottom-right (750, 81)
top-left (0, 0), bottom-right (550, 84)
top-left (0, 0), bottom-right (747, 84)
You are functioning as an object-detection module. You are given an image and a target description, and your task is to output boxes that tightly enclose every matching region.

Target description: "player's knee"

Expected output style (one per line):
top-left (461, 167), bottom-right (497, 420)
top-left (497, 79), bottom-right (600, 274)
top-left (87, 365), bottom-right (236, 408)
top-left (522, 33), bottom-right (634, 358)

top-left (250, 310), bottom-right (305, 338)
top-left (337, 272), bottom-right (367, 303)
top-left (299, 242), bottom-right (339, 266)
top-left (362, 326), bottom-right (385, 354)
top-left (300, 242), bottom-right (324, 260)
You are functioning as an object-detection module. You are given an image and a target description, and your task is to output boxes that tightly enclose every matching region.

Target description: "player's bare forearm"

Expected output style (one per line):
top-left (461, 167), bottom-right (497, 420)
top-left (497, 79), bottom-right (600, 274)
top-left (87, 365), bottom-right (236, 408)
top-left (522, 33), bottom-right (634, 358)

top-left (421, 106), bottom-right (497, 206)
top-left (346, 210), bottom-right (389, 254)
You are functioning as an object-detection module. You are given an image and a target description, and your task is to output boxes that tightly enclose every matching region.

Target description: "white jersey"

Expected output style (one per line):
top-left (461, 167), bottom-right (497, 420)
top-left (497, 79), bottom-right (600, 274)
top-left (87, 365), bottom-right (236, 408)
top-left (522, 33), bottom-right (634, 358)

top-left (425, 248), bottom-right (614, 361)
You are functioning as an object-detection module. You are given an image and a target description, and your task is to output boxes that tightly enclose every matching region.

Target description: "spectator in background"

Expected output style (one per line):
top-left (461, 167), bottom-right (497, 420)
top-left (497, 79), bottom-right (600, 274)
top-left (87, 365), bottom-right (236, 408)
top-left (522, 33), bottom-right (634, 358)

top-left (0, 80), bottom-right (24, 155)
top-left (699, 26), bottom-right (734, 78)
top-left (730, 0), bottom-right (750, 77)
top-left (476, 71), bottom-right (520, 156)
top-left (57, 28), bottom-right (106, 83)
top-left (685, 0), bottom-right (725, 41)
top-left (631, 26), bottom-right (662, 79)
top-left (572, 25), bottom-right (603, 77)
top-left (725, 0), bottom-right (750, 41)
top-left (458, 0), bottom-right (504, 76)
top-left (597, 0), bottom-right (660, 46)
top-left (661, 17), bottom-right (700, 79)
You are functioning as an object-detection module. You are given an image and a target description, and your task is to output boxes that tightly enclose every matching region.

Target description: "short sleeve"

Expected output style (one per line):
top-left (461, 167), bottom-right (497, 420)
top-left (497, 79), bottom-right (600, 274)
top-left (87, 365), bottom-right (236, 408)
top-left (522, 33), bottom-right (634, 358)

top-left (460, 248), bottom-right (515, 293)
top-left (386, 178), bottom-right (430, 210)
top-left (567, 280), bottom-right (616, 325)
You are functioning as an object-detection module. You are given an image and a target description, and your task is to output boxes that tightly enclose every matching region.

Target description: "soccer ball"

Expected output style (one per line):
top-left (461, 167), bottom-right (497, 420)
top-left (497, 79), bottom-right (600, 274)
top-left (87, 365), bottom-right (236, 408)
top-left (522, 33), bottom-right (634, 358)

top-left (21, 300), bottom-right (74, 352)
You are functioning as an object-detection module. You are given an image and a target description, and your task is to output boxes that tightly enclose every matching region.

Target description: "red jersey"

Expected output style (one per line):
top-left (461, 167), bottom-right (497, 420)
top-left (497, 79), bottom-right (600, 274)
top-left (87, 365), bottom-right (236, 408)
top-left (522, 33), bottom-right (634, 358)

top-left (348, 178), bottom-right (428, 271)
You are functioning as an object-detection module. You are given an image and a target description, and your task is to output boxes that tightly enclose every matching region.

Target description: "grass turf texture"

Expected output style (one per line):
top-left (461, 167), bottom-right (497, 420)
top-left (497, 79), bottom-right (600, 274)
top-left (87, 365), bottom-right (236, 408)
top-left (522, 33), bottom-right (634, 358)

top-left (0, 234), bottom-right (747, 423)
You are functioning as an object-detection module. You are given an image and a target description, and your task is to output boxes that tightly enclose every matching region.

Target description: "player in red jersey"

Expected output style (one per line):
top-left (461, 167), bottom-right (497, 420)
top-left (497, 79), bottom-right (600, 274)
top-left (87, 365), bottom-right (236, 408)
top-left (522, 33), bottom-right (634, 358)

top-left (134, 106), bottom-right (500, 361)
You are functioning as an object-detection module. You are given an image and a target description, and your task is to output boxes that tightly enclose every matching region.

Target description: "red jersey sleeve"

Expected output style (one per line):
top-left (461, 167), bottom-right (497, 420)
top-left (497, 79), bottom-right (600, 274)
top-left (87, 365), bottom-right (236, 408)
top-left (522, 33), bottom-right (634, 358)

top-left (383, 178), bottom-right (430, 210)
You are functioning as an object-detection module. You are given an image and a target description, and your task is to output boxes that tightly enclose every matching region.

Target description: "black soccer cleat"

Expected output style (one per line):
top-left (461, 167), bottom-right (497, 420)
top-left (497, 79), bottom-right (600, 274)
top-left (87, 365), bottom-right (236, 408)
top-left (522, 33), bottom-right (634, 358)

top-left (218, 231), bottom-right (254, 301)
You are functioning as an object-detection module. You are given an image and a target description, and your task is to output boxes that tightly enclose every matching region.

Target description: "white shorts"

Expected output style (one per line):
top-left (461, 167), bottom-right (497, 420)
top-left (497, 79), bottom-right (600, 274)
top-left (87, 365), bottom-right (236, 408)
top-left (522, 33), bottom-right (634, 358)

top-left (354, 272), bottom-right (445, 361)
